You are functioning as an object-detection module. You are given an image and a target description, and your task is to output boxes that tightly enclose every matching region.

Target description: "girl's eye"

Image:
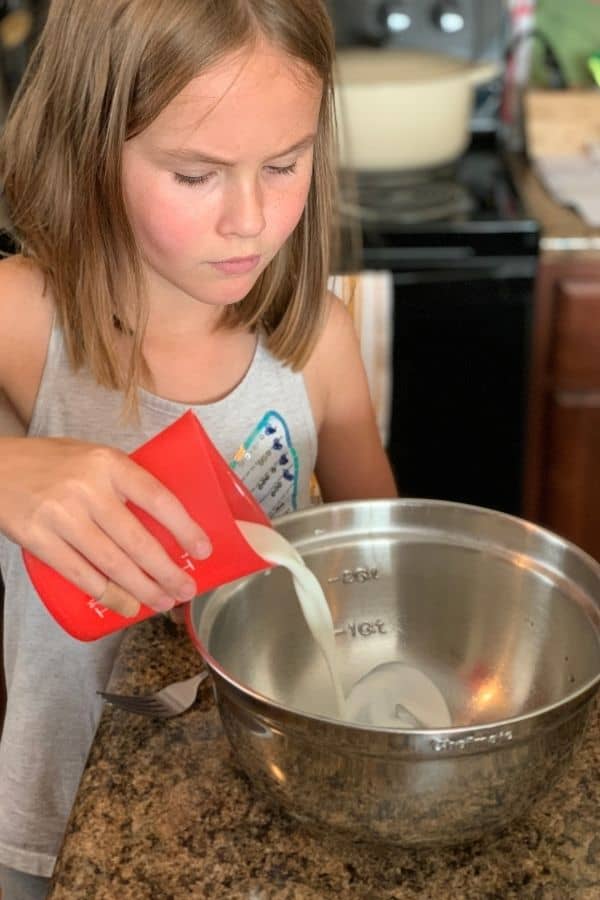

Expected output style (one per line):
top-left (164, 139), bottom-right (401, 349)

top-left (266, 162), bottom-right (297, 176)
top-left (173, 162), bottom-right (298, 187)
top-left (173, 172), bottom-right (214, 187)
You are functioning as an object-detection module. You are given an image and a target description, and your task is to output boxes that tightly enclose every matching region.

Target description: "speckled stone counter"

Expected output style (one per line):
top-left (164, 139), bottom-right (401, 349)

top-left (47, 615), bottom-right (600, 900)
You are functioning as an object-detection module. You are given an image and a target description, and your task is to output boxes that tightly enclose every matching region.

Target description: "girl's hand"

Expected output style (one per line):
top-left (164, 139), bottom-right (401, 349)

top-left (0, 437), bottom-right (212, 617)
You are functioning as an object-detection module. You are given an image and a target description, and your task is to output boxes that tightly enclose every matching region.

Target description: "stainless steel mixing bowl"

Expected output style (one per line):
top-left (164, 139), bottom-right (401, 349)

top-left (187, 500), bottom-right (600, 846)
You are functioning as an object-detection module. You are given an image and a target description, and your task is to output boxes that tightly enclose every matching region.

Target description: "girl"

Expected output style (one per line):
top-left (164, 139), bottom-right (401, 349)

top-left (0, 0), bottom-right (396, 896)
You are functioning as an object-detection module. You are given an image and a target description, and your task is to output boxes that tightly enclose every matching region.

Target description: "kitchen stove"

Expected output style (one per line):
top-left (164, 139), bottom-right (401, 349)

top-left (338, 164), bottom-right (474, 226)
top-left (338, 135), bottom-right (538, 252)
top-left (335, 135), bottom-right (540, 516)
top-left (329, 0), bottom-right (508, 62)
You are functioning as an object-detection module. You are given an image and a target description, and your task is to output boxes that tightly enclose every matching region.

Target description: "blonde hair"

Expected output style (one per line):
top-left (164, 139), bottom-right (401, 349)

top-left (0, 0), bottom-right (337, 411)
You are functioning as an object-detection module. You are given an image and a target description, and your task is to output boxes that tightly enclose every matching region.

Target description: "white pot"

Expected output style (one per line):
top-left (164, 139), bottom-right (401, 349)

top-left (334, 49), bottom-right (501, 171)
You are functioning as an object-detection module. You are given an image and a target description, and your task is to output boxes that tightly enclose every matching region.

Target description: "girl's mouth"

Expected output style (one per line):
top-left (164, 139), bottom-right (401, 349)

top-left (210, 255), bottom-right (261, 275)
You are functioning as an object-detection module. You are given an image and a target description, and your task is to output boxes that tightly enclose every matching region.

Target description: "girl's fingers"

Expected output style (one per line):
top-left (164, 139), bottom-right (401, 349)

top-left (167, 606), bottom-right (187, 625)
top-left (25, 533), bottom-right (140, 617)
top-left (99, 581), bottom-right (141, 618)
top-left (11, 441), bottom-right (212, 612)
top-left (115, 458), bottom-right (213, 559)
top-left (56, 511), bottom-right (184, 612)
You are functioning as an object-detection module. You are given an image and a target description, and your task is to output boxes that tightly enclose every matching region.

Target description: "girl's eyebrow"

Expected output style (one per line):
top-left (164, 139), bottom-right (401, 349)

top-left (161, 134), bottom-right (316, 167)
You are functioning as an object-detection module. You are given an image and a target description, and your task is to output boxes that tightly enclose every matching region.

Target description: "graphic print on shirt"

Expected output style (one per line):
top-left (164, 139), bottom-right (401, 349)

top-left (230, 410), bottom-right (299, 518)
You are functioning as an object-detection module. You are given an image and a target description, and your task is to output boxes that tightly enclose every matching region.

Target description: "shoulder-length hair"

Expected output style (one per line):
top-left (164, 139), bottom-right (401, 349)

top-left (0, 0), bottom-right (337, 412)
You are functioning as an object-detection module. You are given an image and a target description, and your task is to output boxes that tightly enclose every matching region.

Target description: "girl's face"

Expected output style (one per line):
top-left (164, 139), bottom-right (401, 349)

top-left (122, 40), bottom-right (323, 311)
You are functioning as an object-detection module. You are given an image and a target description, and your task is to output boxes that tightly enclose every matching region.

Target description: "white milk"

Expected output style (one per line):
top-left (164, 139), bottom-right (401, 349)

top-left (236, 520), bottom-right (346, 716)
top-left (344, 661), bottom-right (452, 729)
top-left (236, 520), bottom-right (452, 729)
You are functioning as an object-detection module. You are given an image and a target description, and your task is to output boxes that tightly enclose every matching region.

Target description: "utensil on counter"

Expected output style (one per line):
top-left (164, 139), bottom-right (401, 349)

top-left (186, 498), bottom-right (600, 848)
top-left (22, 411), bottom-right (273, 641)
top-left (99, 671), bottom-right (210, 719)
top-left (334, 49), bottom-right (500, 171)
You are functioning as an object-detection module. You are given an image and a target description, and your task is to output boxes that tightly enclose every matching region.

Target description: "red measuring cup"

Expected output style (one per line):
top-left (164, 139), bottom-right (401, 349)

top-left (22, 411), bottom-right (273, 641)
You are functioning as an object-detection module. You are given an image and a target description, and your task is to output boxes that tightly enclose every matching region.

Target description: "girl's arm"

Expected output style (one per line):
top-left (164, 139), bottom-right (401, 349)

top-left (0, 257), bottom-right (210, 617)
top-left (309, 294), bottom-right (398, 503)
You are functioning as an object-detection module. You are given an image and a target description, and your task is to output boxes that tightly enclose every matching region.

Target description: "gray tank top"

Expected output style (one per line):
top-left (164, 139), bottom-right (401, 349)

top-left (0, 321), bottom-right (317, 877)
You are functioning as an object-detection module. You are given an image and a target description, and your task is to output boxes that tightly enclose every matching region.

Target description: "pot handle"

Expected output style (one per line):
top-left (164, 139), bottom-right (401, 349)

top-left (466, 61), bottom-right (502, 86)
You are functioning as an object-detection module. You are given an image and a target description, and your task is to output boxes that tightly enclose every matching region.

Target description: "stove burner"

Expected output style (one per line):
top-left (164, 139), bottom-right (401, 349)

top-left (338, 166), bottom-right (475, 226)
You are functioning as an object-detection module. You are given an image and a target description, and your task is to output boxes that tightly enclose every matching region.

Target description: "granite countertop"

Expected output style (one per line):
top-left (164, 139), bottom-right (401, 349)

top-left (49, 614), bottom-right (600, 900)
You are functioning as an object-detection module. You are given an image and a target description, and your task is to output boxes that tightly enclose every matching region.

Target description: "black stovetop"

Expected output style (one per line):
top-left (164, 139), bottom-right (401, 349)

top-left (336, 135), bottom-right (540, 268)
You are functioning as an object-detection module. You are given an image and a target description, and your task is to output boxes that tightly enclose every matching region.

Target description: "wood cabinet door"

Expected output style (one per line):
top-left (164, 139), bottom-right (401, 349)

top-left (525, 265), bottom-right (600, 527)
top-left (551, 280), bottom-right (600, 391)
top-left (543, 391), bottom-right (600, 562)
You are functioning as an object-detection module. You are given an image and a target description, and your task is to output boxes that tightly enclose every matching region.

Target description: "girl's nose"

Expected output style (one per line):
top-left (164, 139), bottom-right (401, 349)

top-left (218, 175), bottom-right (266, 239)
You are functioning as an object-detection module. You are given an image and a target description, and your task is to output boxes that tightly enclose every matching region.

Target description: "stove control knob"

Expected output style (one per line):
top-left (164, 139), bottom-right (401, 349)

top-left (432, 2), bottom-right (465, 34)
top-left (379, 3), bottom-right (413, 34)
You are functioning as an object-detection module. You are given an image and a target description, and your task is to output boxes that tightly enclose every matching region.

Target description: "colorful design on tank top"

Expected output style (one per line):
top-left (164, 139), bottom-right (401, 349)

top-left (230, 410), bottom-right (299, 518)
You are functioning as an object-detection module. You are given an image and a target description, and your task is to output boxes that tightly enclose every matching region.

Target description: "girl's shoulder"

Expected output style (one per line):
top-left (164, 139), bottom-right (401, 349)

top-left (305, 290), bottom-right (358, 374)
top-left (303, 291), bottom-right (361, 427)
top-left (304, 291), bottom-right (398, 502)
top-left (0, 252), bottom-right (51, 315)
top-left (0, 254), bottom-right (54, 424)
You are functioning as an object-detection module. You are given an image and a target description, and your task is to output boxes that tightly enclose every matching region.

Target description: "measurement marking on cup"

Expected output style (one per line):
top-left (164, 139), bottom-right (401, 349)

top-left (87, 598), bottom-right (108, 619)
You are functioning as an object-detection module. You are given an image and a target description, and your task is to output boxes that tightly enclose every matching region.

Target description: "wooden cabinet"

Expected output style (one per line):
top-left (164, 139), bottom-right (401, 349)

top-left (525, 258), bottom-right (600, 561)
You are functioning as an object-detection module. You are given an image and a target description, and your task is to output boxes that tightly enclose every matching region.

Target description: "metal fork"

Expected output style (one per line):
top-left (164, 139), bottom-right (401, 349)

top-left (98, 670), bottom-right (210, 719)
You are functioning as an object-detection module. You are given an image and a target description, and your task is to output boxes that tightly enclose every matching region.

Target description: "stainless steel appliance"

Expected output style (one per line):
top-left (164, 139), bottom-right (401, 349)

top-left (331, 1), bottom-right (539, 516)
top-left (339, 143), bottom-right (539, 516)
top-left (328, 0), bottom-right (508, 58)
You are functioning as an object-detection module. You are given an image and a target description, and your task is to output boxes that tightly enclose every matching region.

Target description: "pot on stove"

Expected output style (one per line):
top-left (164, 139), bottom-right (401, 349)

top-left (334, 49), bottom-right (500, 171)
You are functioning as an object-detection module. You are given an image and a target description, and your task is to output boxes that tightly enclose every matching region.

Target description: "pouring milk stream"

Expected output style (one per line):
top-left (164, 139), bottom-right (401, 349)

top-left (236, 520), bottom-right (452, 729)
